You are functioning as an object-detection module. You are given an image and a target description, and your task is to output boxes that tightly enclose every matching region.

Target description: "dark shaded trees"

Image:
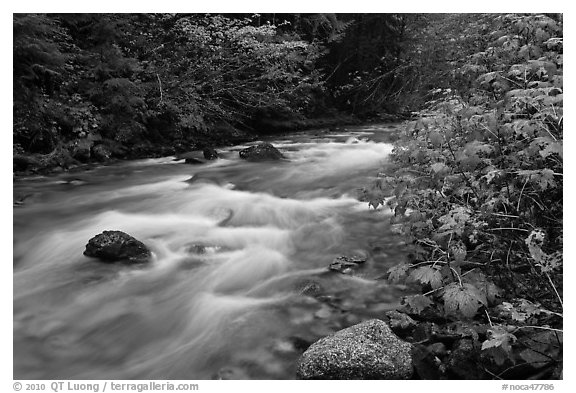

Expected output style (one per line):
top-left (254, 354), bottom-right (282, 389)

top-left (17, 13), bottom-right (500, 166)
top-left (321, 14), bottom-right (407, 115)
top-left (13, 14), bottom-right (69, 153)
top-left (13, 13), bottom-right (329, 164)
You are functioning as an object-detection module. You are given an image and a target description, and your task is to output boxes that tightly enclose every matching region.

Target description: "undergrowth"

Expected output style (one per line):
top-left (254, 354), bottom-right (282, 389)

top-left (365, 14), bottom-right (563, 378)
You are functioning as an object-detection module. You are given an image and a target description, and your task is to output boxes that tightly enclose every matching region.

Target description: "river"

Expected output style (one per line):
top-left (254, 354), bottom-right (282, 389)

top-left (13, 123), bottom-right (410, 380)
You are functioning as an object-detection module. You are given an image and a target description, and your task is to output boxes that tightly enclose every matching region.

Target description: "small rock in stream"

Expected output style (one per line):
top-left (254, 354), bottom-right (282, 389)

top-left (328, 255), bottom-right (367, 274)
top-left (83, 230), bottom-right (151, 264)
top-left (186, 244), bottom-right (207, 254)
top-left (203, 147), bottom-right (219, 160)
top-left (297, 280), bottom-right (323, 297)
top-left (213, 366), bottom-right (250, 380)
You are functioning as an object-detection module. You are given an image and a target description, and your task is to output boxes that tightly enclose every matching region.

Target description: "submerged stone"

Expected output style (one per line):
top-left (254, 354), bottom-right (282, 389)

top-left (83, 230), bottom-right (151, 264)
top-left (185, 157), bottom-right (204, 165)
top-left (329, 255), bottom-right (367, 274)
top-left (213, 366), bottom-right (250, 380)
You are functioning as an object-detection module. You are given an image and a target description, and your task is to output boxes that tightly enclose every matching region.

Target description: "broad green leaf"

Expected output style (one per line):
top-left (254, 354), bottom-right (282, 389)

top-left (431, 162), bottom-right (448, 174)
top-left (408, 266), bottom-right (443, 289)
top-left (496, 299), bottom-right (546, 323)
top-left (438, 206), bottom-right (471, 236)
top-left (482, 325), bottom-right (517, 353)
top-left (463, 140), bottom-right (494, 156)
top-left (387, 263), bottom-right (409, 283)
top-left (461, 106), bottom-right (484, 119)
top-left (518, 169), bottom-right (556, 191)
top-left (429, 130), bottom-right (443, 147)
top-left (525, 230), bottom-right (562, 272)
top-left (403, 294), bottom-right (433, 315)
top-left (482, 167), bottom-right (504, 184)
top-left (450, 241), bottom-right (467, 264)
top-left (463, 270), bottom-right (501, 304)
top-left (539, 141), bottom-right (563, 159)
top-left (477, 71), bottom-right (500, 87)
top-left (443, 282), bottom-right (487, 318)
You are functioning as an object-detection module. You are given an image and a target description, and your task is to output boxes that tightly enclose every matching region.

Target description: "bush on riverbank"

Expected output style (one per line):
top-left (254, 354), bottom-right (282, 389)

top-left (366, 14), bottom-right (563, 379)
top-left (13, 14), bottom-right (327, 172)
top-left (13, 14), bottom-right (416, 174)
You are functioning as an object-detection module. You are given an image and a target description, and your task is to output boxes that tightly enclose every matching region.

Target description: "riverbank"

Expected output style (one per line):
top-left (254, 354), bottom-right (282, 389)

top-left (14, 113), bottom-right (402, 177)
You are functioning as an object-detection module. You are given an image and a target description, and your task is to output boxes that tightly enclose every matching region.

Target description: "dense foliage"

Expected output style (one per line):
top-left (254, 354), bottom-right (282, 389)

top-left (13, 13), bottom-right (422, 171)
top-left (13, 13), bottom-right (337, 167)
top-left (321, 14), bottom-right (407, 115)
top-left (365, 13), bottom-right (562, 378)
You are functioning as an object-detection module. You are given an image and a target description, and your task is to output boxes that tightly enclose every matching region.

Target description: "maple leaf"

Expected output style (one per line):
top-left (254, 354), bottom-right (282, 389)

top-left (450, 240), bottom-right (467, 264)
top-left (429, 130), bottom-right (443, 147)
top-left (431, 162), bottom-right (449, 174)
top-left (443, 283), bottom-right (487, 318)
top-left (482, 166), bottom-right (504, 184)
top-left (387, 263), bottom-right (409, 283)
top-left (403, 294), bottom-right (433, 314)
top-left (525, 229), bottom-right (562, 272)
top-left (510, 119), bottom-right (536, 138)
top-left (437, 206), bottom-right (471, 236)
top-left (469, 272), bottom-right (500, 304)
top-left (540, 141), bottom-right (562, 159)
top-left (543, 251), bottom-right (562, 272)
top-left (408, 266), bottom-right (443, 289)
top-left (464, 140), bottom-right (494, 156)
top-left (477, 71), bottom-right (500, 88)
top-left (494, 299), bottom-right (547, 323)
top-left (530, 137), bottom-right (563, 159)
top-left (518, 169), bottom-right (556, 190)
top-left (514, 299), bottom-right (544, 321)
top-left (482, 325), bottom-right (517, 353)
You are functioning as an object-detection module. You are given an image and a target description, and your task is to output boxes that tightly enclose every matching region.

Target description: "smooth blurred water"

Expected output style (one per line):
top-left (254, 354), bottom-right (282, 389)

top-left (13, 124), bottom-right (409, 379)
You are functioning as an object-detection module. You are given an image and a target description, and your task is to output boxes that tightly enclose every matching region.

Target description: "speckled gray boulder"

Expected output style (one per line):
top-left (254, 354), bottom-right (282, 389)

top-left (239, 143), bottom-right (284, 161)
top-left (296, 319), bottom-right (413, 379)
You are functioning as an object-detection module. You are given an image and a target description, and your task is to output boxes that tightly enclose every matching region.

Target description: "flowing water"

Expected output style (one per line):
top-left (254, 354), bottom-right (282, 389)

top-left (13, 123), bottom-right (410, 380)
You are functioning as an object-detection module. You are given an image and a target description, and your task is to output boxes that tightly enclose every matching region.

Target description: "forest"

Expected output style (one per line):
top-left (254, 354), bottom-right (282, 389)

top-left (13, 13), bottom-right (434, 169)
top-left (13, 13), bottom-right (562, 380)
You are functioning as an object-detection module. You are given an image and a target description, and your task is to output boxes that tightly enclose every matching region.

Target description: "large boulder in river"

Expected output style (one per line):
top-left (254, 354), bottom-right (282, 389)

top-left (239, 143), bottom-right (284, 161)
top-left (296, 319), bottom-right (413, 379)
top-left (84, 230), bottom-right (151, 264)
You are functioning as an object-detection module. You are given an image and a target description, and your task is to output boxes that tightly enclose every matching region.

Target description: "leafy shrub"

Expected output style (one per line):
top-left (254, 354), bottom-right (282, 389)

top-left (366, 14), bottom-right (562, 373)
